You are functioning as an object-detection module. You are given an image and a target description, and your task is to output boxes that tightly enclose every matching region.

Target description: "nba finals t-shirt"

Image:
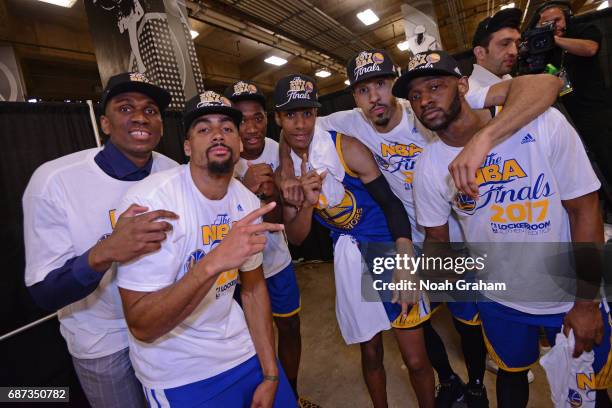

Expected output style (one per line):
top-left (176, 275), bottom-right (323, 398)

top-left (117, 165), bottom-right (262, 389)
top-left (234, 138), bottom-right (292, 279)
top-left (414, 108), bottom-right (600, 314)
top-left (316, 90), bottom-right (488, 244)
top-left (23, 148), bottom-right (177, 359)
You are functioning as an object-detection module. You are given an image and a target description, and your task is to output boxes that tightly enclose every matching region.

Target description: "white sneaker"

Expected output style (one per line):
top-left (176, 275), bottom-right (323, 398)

top-left (486, 358), bottom-right (535, 383)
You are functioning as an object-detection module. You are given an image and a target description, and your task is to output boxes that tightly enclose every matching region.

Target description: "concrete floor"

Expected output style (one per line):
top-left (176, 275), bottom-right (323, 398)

top-left (293, 261), bottom-right (560, 408)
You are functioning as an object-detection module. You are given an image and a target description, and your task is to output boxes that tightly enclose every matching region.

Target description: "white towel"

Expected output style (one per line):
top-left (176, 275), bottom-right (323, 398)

top-left (291, 126), bottom-right (345, 208)
top-left (540, 328), bottom-right (596, 408)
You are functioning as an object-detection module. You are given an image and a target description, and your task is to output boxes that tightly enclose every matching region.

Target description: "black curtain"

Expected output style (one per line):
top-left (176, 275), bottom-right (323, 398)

top-left (0, 102), bottom-right (92, 405)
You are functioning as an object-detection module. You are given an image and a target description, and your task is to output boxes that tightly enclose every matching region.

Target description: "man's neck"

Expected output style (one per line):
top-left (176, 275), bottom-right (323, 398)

top-left (240, 142), bottom-right (265, 160)
top-left (109, 139), bottom-right (152, 168)
top-left (476, 62), bottom-right (504, 80)
top-left (189, 162), bottom-right (233, 200)
top-left (371, 99), bottom-right (403, 133)
top-left (437, 104), bottom-right (488, 147)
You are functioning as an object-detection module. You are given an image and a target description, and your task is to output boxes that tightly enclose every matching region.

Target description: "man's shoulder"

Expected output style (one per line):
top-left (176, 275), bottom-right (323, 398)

top-left (229, 178), bottom-right (261, 209)
top-left (25, 148), bottom-right (99, 196)
top-left (124, 165), bottom-right (185, 201)
top-left (151, 151), bottom-right (180, 171)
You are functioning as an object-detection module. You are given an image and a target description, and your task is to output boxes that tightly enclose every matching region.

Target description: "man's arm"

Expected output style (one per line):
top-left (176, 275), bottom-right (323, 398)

top-left (341, 135), bottom-right (416, 312)
top-left (119, 203), bottom-right (283, 343)
top-left (450, 74), bottom-right (563, 197)
top-left (562, 192), bottom-right (605, 357)
top-left (555, 36), bottom-right (599, 57)
top-left (25, 200), bottom-right (177, 311)
top-left (240, 265), bottom-right (278, 407)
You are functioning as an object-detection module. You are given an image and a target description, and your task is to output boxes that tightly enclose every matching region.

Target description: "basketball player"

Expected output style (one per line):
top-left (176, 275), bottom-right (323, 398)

top-left (224, 80), bottom-right (314, 407)
top-left (23, 72), bottom-right (177, 407)
top-left (403, 50), bottom-right (611, 408)
top-left (116, 91), bottom-right (297, 407)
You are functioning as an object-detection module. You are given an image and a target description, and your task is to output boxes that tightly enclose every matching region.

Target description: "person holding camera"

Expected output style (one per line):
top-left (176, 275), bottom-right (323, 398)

top-left (531, 1), bottom-right (612, 190)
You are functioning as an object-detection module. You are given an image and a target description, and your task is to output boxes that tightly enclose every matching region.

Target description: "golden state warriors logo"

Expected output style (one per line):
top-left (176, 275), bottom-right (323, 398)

top-left (316, 190), bottom-right (362, 229)
top-left (454, 193), bottom-right (477, 214)
top-left (567, 389), bottom-right (582, 407)
top-left (181, 249), bottom-right (205, 280)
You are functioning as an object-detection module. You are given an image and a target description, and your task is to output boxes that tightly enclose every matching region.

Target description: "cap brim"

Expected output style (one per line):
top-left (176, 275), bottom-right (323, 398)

top-left (350, 71), bottom-right (398, 88)
top-left (392, 69), bottom-right (461, 99)
top-left (104, 81), bottom-right (172, 112)
top-left (183, 106), bottom-right (243, 131)
top-left (274, 99), bottom-right (322, 111)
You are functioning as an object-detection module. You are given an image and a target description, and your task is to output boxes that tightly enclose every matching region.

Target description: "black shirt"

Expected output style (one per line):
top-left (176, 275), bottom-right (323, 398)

top-left (549, 23), bottom-right (607, 112)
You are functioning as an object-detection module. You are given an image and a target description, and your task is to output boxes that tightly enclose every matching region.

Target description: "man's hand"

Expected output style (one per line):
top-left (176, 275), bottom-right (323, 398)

top-left (390, 242), bottom-right (418, 317)
top-left (300, 154), bottom-right (325, 207)
top-left (563, 301), bottom-right (604, 358)
top-left (204, 202), bottom-right (284, 274)
top-left (448, 130), bottom-right (492, 198)
top-left (89, 204), bottom-right (178, 272)
top-left (250, 379), bottom-right (278, 408)
top-left (243, 162), bottom-right (275, 196)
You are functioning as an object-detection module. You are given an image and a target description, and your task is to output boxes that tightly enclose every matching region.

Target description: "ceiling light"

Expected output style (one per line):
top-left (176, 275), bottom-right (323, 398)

top-left (397, 40), bottom-right (410, 51)
top-left (264, 56), bottom-right (288, 66)
top-left (500, 2), bottom-right (515, 9)
top-left (190, 30), bottom-right (199, 39)
top-left (344, 79), bottom-right (350, 86)
top-left (597, 1), bottom-right (609, 10)
top-left (36, 0), bottom-right (77, 7)
top-left (315, 69), bottom-right (331, 78)
top-left (28, 98), bottom-right (38, 103)
top-left (357, 9), bottom-right (379, 26)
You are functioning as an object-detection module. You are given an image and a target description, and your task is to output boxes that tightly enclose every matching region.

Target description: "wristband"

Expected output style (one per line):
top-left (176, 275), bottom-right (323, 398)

top-left (263, 375), bottom-right (279, 382)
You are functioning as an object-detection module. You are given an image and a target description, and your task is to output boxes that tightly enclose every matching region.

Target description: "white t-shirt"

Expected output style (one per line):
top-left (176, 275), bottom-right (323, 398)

top-left (414, 108), bottom-right (600, 314)
top-left (234, 138), bottom-right (292, 278)
top-left (468, 64), bottom-right (512, 91)
top-left (116, 165), bottom-right (262, 389)
top-left (316, 92), bottom-right (488, 244)
top-left (23, 148), bottom-right (177, 359)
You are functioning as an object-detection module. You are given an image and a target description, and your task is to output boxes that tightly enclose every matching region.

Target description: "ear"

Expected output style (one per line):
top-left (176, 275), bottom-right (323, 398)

top-left (183, 138), bottom-right (191, 158)
top-left (274, 112), bottom-right (281, 127)
top-left (457, 76), bottom-right (470, 97)
top-left (473, 46), bottom-right (486, 61)
top-left (100, 115), bottom-right (111, 136)
top-left (240, 140), bottom-right (244, 153)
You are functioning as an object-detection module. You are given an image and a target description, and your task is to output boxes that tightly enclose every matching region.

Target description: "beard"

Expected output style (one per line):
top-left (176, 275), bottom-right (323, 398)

top-left (206, 143), bottom-right (233, 175)
top-left (421, 88), bottom-right (462, 131)
top-left (371, 104), bottom-right (391, 127)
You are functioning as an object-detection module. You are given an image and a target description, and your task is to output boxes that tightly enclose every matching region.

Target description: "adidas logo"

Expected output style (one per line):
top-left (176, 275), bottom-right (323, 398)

top-left (237, 204), bottom-right (243, 211)
top-left (521, 133), bottom-right (535, 144)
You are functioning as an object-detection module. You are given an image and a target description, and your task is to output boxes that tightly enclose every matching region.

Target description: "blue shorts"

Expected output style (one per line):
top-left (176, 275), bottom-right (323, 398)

top-left (380, 245), bottom-right (437, 329)
top-left (447, 302), bottom-right (480, 325)
top-left (234, 263), bottom-right (300, 318)
top-left (143, 356), bottom-right (297, 407)
top-left (383, 297), bottom-right (437, 329)
top-left (479, 301), bottom-right (612, 389)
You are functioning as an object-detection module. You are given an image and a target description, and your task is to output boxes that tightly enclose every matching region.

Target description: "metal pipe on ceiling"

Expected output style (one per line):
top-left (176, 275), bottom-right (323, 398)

top-left (186, 1), bottom-right (344, 72)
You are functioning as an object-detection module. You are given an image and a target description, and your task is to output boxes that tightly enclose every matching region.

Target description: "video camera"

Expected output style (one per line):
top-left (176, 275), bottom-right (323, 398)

top-left (517, 21), bottom-right (556, 75)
